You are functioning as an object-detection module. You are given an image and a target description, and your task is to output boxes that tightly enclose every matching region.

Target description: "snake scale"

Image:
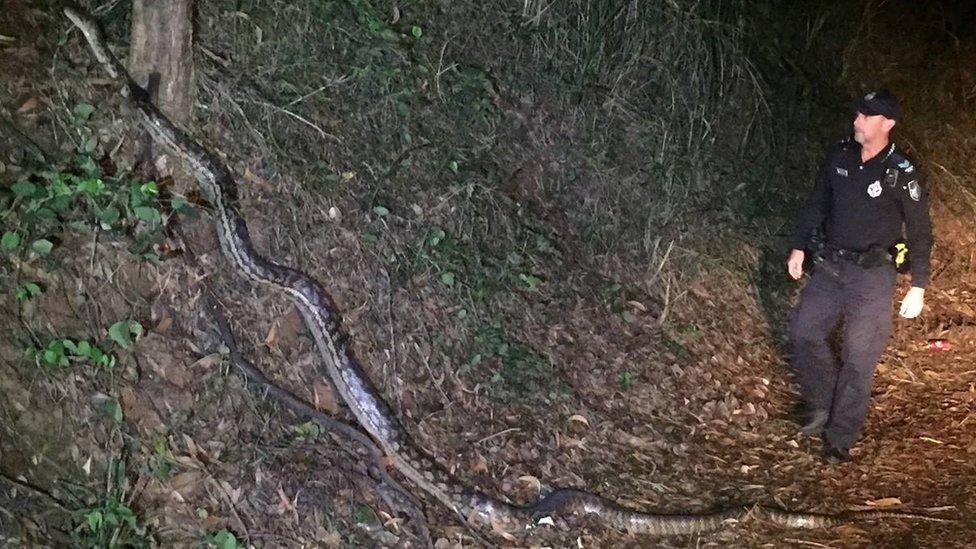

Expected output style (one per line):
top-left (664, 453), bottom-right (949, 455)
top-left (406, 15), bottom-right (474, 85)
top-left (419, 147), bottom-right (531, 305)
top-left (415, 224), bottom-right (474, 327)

top-left (64, 6), bottom-right (944, 540)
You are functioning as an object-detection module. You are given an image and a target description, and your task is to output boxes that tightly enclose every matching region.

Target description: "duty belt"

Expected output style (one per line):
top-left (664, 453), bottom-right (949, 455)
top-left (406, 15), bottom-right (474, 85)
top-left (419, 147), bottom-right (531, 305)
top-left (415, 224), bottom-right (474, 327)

top-left (822, 246), bottom-right (891, 268)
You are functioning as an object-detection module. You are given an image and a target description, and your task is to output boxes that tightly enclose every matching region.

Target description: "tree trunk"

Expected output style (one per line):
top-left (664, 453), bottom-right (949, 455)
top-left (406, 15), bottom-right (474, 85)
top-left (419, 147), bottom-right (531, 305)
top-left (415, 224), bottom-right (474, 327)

top-left (129, 0), bottom-right (194, 126)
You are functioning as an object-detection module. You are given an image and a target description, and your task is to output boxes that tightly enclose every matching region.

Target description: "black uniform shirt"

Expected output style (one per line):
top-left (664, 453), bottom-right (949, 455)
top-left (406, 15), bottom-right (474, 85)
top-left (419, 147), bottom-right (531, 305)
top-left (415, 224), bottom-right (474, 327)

top-left (789, 138), bottom-right (933, 287)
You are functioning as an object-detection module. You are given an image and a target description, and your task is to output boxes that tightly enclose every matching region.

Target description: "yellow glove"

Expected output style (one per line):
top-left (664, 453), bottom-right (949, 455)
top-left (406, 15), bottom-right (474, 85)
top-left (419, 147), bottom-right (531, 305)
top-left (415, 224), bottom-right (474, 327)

top-left (899, 286), bottom-right (925, 319)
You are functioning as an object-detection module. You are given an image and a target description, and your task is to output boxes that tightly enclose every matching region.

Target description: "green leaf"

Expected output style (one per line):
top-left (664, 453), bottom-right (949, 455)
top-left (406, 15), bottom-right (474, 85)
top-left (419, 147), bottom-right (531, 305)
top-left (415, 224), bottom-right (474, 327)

top-left (618, 371), bottom-right (635, 390)
top-left (11, 180), bottom-right (36, 197)
top-left (140, 181), bottom-right (158, 195)
top-left (134, 206), bottom-right (161, 225)
top-left (43, 340), bottom-right (64, 365)
top-left (372, 205), bottom-right (389, 217)
top-left (109, 320), bottom-right (133, 348)
top-left (428, 228), bottom-right (445, 247)
top-left (518, 273), bottom-right (543, 290)
top-left (355, 505), bottom-right (379, 525)
top-left (447, 160), bottom-right (458, 173)
top-left (411, 25), bottom-right (422, 39)
top-left (86, 509), bottom-right (103, 532)
top-left (210, 530), bottom-right (238, 549)
top-left (49, 178), bottom-right (72, 197)
top-left (48, 195), bottom-right (72, 213)
top-left (77, 340), bottom-right (92, 357)
top-left (76, 178), bottom-right (104, 195)
top-left (1, 231), bottom-right (20, 250)
top-left (89, 346), bottom-right (105, 364)
top-left (62, 339), bottom-right (77, 354)
top-left (25, 282), bottom-right (41, 297)
top-left (98, 206), bottom-right (121, 227)
top-left (81, 137), bottom-right (96, 154)
top-left (103, 397), bottom-right (123, 423)
top-left (30, 239), bottom-right (53, 256)
top-left (130, 321), bottom-right (144, 340)
top-left (77, 155), bottom-right (98, 176)
top-left (362, 233), bottom-right (378, 246)
top-left (439, 271), bottom-right (455, 286)
top-left (117, 504), bottom-right (137, 529)
top-left (172, 196), bottom-right (198, 218)
top-left (72, 102), bottom-right (95, 126)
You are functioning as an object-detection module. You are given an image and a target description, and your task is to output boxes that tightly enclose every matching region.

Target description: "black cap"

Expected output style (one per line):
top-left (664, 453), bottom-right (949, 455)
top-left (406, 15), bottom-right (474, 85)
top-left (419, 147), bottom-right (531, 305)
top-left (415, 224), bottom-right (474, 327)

top-left (854, 90), bottom-right (901, 120)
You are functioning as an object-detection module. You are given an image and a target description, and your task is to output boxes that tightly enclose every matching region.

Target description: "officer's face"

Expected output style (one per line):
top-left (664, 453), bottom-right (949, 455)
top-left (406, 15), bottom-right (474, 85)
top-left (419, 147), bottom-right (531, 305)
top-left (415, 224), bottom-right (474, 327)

top-left (853, 112), bottom-right (895, 144)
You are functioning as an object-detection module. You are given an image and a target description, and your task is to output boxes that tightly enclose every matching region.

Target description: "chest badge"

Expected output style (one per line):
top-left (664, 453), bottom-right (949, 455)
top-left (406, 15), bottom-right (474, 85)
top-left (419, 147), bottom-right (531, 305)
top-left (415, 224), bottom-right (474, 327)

top-left (867, 180), bottom-right (882, 198)
top-left (836, 167), bottom-right (848, 177)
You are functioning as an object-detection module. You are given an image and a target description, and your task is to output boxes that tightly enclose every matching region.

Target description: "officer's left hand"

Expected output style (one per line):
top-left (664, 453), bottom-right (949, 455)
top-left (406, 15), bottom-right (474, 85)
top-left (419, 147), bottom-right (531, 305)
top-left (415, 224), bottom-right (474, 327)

top-left (899, 286), bottom-right (925, 319)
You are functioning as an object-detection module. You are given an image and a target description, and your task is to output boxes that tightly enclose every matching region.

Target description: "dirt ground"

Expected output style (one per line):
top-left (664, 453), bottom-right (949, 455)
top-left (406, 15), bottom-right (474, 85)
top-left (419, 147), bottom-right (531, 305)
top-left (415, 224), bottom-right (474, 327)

top-left (2, 2), bottom-right (975, 548)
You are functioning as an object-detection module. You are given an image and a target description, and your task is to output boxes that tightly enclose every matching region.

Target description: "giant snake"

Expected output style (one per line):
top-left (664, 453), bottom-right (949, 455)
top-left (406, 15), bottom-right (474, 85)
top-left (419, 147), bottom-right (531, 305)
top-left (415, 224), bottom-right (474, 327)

top-left (63, 6), bottom-right (946, 541)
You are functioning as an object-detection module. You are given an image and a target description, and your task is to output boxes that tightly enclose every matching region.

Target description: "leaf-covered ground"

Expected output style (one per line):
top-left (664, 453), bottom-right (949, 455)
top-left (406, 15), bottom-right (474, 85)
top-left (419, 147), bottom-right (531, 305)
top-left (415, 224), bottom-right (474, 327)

top-left (2, 2), bottom-right (975, 548)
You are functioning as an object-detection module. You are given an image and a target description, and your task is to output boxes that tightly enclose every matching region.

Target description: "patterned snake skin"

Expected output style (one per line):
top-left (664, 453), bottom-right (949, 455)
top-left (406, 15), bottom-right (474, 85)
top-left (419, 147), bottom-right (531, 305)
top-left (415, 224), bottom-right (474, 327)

top-left (64, 6), bottom-right (946, 539)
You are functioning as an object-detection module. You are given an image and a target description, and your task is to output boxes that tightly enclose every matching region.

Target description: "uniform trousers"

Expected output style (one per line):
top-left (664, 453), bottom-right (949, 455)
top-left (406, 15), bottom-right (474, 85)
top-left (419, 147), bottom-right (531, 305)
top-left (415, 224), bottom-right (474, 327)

top-left (788, 258), bottom-right (897, 450)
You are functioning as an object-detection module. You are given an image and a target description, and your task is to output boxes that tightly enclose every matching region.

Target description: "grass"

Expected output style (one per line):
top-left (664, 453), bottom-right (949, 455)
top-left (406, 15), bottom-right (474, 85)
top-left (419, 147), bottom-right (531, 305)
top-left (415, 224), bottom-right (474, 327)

top-left (72, 459), bottom-right (149, 548)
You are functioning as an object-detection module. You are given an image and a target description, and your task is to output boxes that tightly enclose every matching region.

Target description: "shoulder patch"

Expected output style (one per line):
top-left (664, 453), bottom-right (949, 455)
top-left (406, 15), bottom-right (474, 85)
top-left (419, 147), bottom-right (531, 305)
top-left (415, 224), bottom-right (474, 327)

top-left (889, 149), bottom-right (915, 173)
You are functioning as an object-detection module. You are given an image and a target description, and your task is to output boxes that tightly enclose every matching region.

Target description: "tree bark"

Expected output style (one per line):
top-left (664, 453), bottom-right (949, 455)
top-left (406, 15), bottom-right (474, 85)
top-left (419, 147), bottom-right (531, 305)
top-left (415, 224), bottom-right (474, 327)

top-left (129, 0), bottom-right (194, 126)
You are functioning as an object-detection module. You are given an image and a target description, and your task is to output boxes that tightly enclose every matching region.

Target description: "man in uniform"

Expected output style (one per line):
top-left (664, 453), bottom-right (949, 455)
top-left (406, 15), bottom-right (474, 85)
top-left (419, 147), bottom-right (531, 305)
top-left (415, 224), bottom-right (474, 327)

top-left (786, 90), bottom-right (932, 464)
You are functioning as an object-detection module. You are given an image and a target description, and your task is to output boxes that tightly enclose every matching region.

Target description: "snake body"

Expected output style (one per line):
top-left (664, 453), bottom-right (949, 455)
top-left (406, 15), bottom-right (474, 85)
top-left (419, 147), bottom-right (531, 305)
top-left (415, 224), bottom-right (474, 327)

top-left (64, 7), bottom-right (945, 539)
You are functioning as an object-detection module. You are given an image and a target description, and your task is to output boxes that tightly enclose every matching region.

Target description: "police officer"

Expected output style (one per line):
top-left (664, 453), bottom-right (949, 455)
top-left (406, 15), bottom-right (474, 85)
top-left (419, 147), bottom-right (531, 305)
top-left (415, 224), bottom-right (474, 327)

top-left (786, 90), bottom-right (932, 464)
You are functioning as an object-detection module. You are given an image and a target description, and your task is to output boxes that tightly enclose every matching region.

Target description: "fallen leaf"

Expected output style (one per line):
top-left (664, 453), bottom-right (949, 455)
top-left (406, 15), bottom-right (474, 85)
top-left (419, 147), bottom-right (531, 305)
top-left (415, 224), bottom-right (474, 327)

top-left (191, 353), bottom-right (223, 369)
top-left (567, 414), bottom-right (590, 434)
top-left (154, 315), bottom-right (173, 333)
top-left (16, 97), bottom-right (38, 113)
top-left (865, 497), bottom-right (902, 507)
top-left (313, 381), bottom-right (341, 415)
top-left (470, 453), bottom-right (489, 474)
top-left (517, 475), bottom-right (541, 494)
top-left (169, 471), bottom-right (204, 500)
top-left (321, 531), bottom-right (342, 548)
top-left (265, 324), bottom-right (279, 348)
top-left (489, 515), bottom-right (516, 541)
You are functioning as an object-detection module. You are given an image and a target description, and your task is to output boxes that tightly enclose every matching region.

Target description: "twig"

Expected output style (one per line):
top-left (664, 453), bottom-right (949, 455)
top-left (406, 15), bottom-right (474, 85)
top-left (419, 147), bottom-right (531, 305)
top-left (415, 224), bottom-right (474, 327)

top-left (782, 539), bottom-right (833, 548)
top-left (475, 428), bottom-right (520, 445)
top-left (246, 98), bottom-right (341, 143)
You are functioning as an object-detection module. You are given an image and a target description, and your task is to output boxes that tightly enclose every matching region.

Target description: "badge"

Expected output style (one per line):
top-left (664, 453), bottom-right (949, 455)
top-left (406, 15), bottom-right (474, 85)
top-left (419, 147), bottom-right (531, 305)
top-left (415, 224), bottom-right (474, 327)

top-left (836, 167), bottom-right (848, 177)
top-left (898, 159), bottom-right (915, 173)
top-left (867, 180), bottom-right (882, 198)
top-left (908, 180), bottom-right (921, 201)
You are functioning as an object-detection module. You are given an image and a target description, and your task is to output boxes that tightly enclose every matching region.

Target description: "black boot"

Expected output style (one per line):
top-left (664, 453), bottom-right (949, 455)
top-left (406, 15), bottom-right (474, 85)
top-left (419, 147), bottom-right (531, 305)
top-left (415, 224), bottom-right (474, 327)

top-left (821, 444), bottom-right (850, 464)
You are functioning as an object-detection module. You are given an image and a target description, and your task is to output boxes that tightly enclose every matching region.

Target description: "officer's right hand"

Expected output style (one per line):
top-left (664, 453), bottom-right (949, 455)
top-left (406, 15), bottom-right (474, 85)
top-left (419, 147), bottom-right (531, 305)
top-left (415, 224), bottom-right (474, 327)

top-left (787, 249), bottom-right (805, 280)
